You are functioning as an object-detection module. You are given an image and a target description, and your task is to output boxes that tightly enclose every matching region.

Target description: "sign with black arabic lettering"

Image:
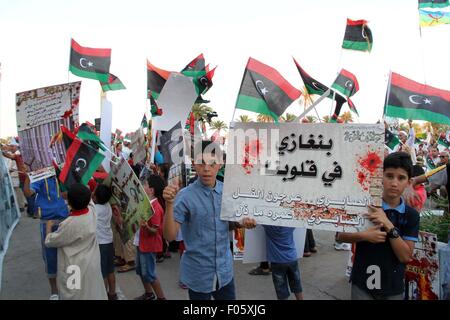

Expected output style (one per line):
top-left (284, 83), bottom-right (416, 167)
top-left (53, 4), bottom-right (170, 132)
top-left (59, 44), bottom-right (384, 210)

top-left (221, 123), bottom-right (384, 232)
top-left (16, 82), bottom-right (80, 130)
top-left (16, 82), bottom-right (80, 173)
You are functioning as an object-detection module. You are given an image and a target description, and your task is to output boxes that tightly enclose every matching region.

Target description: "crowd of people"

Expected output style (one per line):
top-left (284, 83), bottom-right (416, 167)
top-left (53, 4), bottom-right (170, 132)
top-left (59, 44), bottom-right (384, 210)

top-left (1, 118), bottom-right (449, 300)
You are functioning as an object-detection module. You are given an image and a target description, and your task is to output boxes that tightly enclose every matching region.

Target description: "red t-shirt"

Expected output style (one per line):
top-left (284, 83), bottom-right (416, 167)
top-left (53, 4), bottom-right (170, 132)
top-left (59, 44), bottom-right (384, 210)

top-left (138, 199), bottom-right (164, 253)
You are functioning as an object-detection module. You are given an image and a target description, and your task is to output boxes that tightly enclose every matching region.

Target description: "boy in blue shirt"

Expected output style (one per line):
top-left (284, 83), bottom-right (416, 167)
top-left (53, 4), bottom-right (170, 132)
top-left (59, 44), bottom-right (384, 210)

top-left (163, 141), bottom-right (256, 300)
top-left (263, 225), bottom-right (304, 300)
top-left (337, 152), bottom-right (420, 300)
top-left (23, 174), bottom-right (69, 300)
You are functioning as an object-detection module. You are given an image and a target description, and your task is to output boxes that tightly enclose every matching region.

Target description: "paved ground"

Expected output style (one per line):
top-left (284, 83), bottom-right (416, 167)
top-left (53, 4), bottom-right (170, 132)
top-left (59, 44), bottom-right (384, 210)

top-left (0, 215), bottom-right (351, 300)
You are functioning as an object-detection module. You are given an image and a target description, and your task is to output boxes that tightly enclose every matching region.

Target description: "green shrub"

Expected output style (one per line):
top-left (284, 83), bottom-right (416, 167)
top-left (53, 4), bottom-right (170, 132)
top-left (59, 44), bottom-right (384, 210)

top-left (420, 211), bottom-right (450, 243)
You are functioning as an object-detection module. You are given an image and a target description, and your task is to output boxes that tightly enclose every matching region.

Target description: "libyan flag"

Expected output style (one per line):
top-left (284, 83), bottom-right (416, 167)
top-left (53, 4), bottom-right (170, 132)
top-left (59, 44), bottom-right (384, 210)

top-left (331, 69), bottom-right (359, 98)
top-left (101, 73), bottom-right (125, 91)
top-left (342, 19), bottom-right (373, 52)
top-left (292, 58), bottom-right (347, 116)
top-left (181, 53), bottom-right (205, 73)
top-left (385, 129), bottom-right (400, 150)
top-left (69, 39), bottom-right (111, 82)
top-left (438, 132), bottom-right (450, 148)
top-left (419, 0), bottom-right (449, 8)
top-left (76, 123), bottom-right (106, 151)
top-left (147, 60), bottom-right (171, 99)
top-left (385, 72), bottom-right (450, 126)
top-left (149, 92), bottom-right (163, 116)
top-left (60, 126), bottom-right (105, 187)
top-left (236, 57), bottom-right (301, 121)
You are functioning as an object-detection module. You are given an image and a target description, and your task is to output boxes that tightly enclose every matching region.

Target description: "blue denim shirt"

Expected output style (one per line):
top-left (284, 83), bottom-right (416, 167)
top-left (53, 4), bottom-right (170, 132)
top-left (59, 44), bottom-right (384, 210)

top-left (174, 178), bottom-right (232, 293)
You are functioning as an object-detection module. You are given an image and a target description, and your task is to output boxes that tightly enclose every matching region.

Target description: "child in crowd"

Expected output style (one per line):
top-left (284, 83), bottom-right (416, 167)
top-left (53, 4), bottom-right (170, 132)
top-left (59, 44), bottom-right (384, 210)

top-left (23, 174), bottom-right (69, 300)
top-left (133, 174), bottom-right (166, 300)
top-left (263, 225), bottom-right (303, 300)
top-left (45, 183), bottom-right (107, 300)
top-left (93, 184), bottom-right (118, 300)
top-left (337, 152), bottom-right (420, 300)
top-left (163, 140), bottom-right (256, 300)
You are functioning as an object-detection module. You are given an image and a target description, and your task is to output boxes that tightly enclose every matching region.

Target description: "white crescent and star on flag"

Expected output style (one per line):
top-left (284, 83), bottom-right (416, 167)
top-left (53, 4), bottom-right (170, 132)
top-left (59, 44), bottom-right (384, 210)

top-left (408, 95), bottom-right (432, 105)
top-left (79, 58), bottom-right (94, 69)
top-left (74, 158), bottom-right (87, 172)
top-left (255, 80), bottom-right (269, 96)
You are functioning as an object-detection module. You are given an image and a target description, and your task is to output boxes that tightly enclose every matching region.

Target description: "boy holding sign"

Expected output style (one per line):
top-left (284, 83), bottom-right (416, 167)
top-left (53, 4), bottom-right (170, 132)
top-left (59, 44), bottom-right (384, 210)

top-left (337, 152), bottom-right (420, 300)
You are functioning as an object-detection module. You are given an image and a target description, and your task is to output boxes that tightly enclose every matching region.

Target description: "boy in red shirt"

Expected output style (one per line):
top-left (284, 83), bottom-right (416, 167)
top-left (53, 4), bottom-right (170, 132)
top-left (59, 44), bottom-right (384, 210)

top-left (133, 174), bottom-right (166, 300)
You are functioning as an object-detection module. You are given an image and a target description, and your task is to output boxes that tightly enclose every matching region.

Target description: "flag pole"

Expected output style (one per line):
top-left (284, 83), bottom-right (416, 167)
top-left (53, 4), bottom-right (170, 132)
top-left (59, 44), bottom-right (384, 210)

top-left (417, 9), bottom-right (427, 85)
top-left (295, 89), bottom-right (331, 121)
top-left (383, 71), bottom-right (393, 120)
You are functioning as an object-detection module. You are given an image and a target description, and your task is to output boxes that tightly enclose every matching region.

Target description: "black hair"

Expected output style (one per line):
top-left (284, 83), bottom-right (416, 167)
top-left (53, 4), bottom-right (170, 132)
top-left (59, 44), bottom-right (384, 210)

top-left (146, 174), bottom-right (166, 209)
top-left (383, 152), bottom-right (413, 178)
top-left (411, 164), bottom-right (425, 178)
top-left (67, 183), bottom-right (91, 210)
top-left (94, 184), bottom-right (112, 205)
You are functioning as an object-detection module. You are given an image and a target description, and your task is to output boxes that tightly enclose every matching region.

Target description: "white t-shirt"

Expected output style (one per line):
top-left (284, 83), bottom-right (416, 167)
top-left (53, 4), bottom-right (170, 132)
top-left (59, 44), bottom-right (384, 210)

top-left (95, 203), bottom-right (113, 244)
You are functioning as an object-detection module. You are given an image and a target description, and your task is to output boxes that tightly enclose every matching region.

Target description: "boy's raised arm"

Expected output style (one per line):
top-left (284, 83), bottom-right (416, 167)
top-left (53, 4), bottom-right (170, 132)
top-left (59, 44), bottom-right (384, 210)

top-left (163, 182), bottom-right (181, 241)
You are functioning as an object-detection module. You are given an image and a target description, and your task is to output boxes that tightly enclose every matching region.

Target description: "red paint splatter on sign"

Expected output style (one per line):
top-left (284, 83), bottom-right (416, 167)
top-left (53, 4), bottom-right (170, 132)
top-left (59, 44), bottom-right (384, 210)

top-left (242, 139), bottom-right (263, 174)
top-left (358, 151), bottom-right (382, 175)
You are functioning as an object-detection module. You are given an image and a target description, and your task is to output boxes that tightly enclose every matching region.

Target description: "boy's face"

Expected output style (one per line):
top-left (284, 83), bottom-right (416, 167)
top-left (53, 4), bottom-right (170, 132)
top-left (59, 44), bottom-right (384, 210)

top-left (193, 153), bottom-right (222, 187)
top-left (382, 167), bottom-right (410, 200)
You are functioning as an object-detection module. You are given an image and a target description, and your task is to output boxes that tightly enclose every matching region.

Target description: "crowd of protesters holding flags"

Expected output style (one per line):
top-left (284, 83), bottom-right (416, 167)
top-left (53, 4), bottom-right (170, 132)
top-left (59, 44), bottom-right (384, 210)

top-left (1, 115), bottom-right (450, 301)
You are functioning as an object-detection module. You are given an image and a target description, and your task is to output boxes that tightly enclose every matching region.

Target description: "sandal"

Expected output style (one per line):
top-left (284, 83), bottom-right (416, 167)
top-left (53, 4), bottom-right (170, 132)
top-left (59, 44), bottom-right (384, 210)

top-left (303, 252), bottom-right (312, 257)
top-left (310, 247), bottom-right (318, 253)
top-left (134, 292), bottom-right (156, 300)
top-left (248, 266), bottom-right (270, 275)
top-left (117, 262), bottom-right (135, 273)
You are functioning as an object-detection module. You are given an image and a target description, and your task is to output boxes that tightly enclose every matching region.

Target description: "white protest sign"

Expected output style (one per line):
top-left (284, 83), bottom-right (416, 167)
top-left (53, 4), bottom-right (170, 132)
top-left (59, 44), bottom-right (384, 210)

top-left (153, 73), bottom-right (198, 131)
top-left (221, 123), bottom-right (384, 233)
top-left (242, 225), bottom-right (306, 263)
top-left (100, 98), bottom-right (113, 172)
top-left (130, 127), bottom-right (146, 164)
top-left (16, 82), bottom-right (80, 172)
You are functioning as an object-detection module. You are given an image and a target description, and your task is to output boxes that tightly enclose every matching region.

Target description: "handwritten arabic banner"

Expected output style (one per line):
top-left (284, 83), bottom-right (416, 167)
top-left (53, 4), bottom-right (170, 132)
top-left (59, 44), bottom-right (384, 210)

top-left (16, 82), bottom-right (81, 172)
top-left (108, 157), bottom-right (153, 243)
top-left (221, 123), bottom-right (384, 233)
top-left (16, 82), bottom-right (80, 130)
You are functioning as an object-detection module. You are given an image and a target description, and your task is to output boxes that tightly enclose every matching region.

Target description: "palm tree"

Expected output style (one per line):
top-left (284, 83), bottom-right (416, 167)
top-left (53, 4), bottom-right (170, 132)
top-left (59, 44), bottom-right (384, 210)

top-left (210, 120), bottom-right (228, 134)
top-left (256, 114), bottom-right (274, 123)
top-left (339, 111), bottom-right (354, 123)
top-left (192, 103), bottom-right (214, 123)
top-left (282, 113), bottom-right (297, 123)
top-left (236, 115), bottom-right (253, 122)
top-left (305, 115), bottom-right (317, 123)
top-left (322, 115), bottom-right (331, 123)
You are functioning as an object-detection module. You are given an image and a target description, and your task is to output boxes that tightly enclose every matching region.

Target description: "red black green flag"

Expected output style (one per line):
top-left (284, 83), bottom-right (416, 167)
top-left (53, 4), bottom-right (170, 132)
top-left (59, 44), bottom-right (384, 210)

top-left (293, 58), bottom-right (348, 117)
top-left (141, 114), bottom-right (148, 128)
top-left (236, 57), bottom-right (301, 121)
top-left (59, 126), bottom-right (105, 187)
top-left (101, 73), bottom-right (126, 92)
top-left (385, 72), bottom-right (450, 125)
top-left (419, 0), bottom-right (449, 8)
top-left (182, 53), bottom-right (205, 72)
top-left (149, 91), bottom-right (163, 116)
top-left (331, 69), bottom-right (359, 98)
top-left (342, 19), bottom-right (373, 52)
top-left (76, 123), bottom-right (106, 151)
top-left (147, 60), bottom-right (171, 99)
top-left (69, 39), bottom-right (111, 82)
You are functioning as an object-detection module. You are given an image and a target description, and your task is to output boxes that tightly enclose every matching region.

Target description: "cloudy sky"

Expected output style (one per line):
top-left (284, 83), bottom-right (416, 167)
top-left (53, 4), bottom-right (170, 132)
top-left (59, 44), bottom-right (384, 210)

top-left (1, 0), bottom-right (449, 137)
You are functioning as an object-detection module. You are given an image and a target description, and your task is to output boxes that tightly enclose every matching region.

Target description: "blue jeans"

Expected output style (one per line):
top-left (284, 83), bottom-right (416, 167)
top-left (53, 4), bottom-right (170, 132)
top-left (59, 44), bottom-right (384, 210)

top-left (188, 278), bottom-right (236, 300)
top-left (271, 260), bottom-right (302, 300)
